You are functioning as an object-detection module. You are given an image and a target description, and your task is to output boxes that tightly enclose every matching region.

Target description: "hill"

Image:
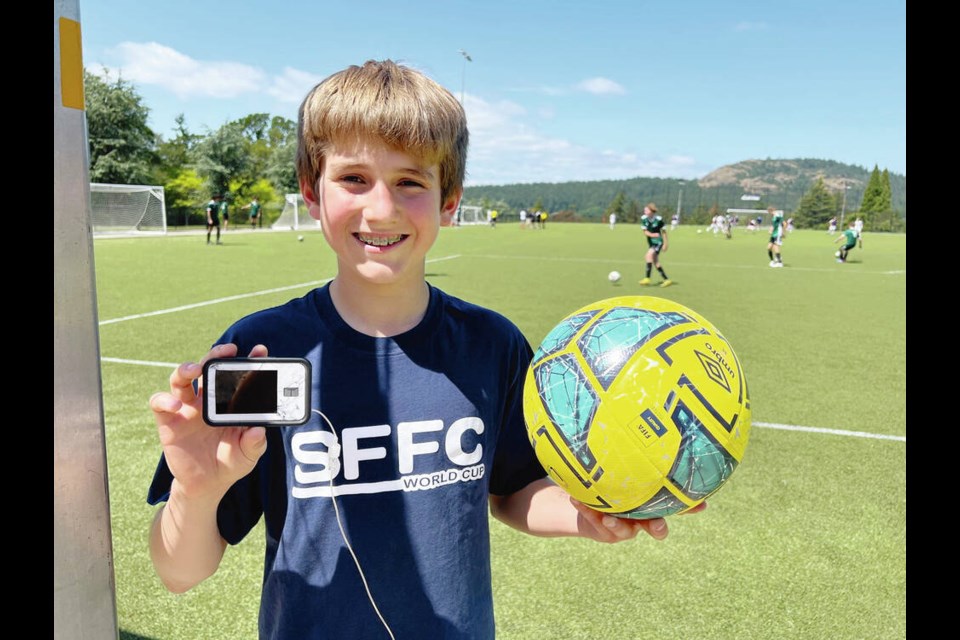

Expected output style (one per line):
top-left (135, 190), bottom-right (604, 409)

top-left (462, 158), bottom-right (905, 222)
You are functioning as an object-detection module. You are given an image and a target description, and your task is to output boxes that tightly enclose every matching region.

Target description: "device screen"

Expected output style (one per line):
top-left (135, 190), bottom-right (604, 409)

top-left (215, 369), bottom-right (279, 414)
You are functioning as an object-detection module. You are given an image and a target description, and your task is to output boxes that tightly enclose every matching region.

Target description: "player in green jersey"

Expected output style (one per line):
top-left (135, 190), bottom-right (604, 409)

top-left (205, 194), bottom-right (222, 245)
top-left (242, 196), bottom-right (262, 229)
top-left (834, 221), bottom-right (859, 263)
top-left (638, 202), bottom-right (672, 287)
top-left (767, 206), bottom-right (785, 267)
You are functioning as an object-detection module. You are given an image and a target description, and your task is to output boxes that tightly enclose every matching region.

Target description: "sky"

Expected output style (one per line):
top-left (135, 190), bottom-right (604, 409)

top-left (78, 0), bottom-right (906, 186)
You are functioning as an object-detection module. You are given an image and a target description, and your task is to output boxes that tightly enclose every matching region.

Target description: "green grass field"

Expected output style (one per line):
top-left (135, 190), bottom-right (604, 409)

top-left (93, 222), bottom-right (906, 640)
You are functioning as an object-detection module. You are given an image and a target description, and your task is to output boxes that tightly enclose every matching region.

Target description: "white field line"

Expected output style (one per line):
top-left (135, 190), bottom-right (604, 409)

top-left (752, 421), bottom-right (905, 442)
top-left (98, 254), bottom-right (462, 326)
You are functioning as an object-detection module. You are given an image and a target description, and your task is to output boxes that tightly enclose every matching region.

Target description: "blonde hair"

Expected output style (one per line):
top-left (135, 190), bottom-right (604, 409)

top-left (645, 202), bottom-right (658, 213)
top-left (767, 206), bottom-right (776, 214)
top-left (296, 60), bottom-right (468, 204)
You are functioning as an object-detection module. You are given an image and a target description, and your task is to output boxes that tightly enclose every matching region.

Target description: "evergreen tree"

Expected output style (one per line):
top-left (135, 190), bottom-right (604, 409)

top-left (623, 198), bottom-right (642, 224)
top-left (859, 165), bottom-right (885, 215)
top-left (604, 191), bottom-right (627, 221)
top-left (880, 169), bottom-right (893, 211)
top-left (794, 178), bottom-right (836, 229)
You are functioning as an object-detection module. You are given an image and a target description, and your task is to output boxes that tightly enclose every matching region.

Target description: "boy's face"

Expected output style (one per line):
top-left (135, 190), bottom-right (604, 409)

top-left (302, 138), bottom-right (460, 287)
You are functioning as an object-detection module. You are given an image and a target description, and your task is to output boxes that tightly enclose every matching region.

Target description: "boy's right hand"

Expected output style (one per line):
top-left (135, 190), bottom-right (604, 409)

top-left (149, 343), bottom-right (269, 501)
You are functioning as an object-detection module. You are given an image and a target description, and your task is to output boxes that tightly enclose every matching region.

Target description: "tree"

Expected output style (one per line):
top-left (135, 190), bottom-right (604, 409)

top-left (84, 69), bottom-right (156, 184)
top-left (164, 168), bottom-right (206, 227)
top-left (857, 165), bottom-right (897, 230)
top-left (859, 166), bottom-right (884, 214)
top-left (264, 116), bottom-right (299, 195)
top-left (622, 198), bottom-right (642, 224)
top-left (604, 191), bottom-right (627, 222)
top-left (190, 122), bottom-right (252, 198)
top-left (154, 114), bottom-right (200, 181)
top-left (793, 178), bottom-right (837, 229)
top-left (880, 169), bottom-right (893, 212)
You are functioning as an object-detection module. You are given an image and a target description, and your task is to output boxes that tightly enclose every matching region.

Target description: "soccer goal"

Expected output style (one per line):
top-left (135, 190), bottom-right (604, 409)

top-left (457, 205), bottom-right (486, 225)
top-left (272, 194), bottom-right (321, 231)
top-left (89, 183), bottom-right (167, 235)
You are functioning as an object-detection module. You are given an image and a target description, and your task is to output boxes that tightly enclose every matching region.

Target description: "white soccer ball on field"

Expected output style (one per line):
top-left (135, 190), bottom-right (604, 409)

top-left (298, 235), bottom-right (305, 242)
top-left (608, 270), bottom-right (621, 283)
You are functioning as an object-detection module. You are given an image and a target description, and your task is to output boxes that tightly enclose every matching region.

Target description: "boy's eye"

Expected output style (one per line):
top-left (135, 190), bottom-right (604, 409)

top-left (398, 178), bottom-right (426, 188)
top-left (341, 175), bottom-right (365, 184)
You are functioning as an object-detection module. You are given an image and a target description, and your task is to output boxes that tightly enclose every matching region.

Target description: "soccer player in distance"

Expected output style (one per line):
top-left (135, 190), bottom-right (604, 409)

top-left (639, 202), bottom-right (672, 287)
top-left (767, 206), bottom-right (786, 267)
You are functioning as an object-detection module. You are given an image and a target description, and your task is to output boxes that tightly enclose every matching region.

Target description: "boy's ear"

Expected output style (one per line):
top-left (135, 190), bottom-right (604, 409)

top-left (440, 189), bottom-right (463, 228)
top-left (301, 178), bottom-right (325, 222)
top-left (300, 178), bottom-right (319, 208)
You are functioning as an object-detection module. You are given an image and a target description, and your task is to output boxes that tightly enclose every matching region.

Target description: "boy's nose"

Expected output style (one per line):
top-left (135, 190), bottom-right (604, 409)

top-left (362, 183), bottom-right (397, 221)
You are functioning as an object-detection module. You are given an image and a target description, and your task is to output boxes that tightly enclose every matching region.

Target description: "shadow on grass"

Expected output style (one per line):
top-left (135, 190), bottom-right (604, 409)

top-left (121, 630), bottom-right (159, 640)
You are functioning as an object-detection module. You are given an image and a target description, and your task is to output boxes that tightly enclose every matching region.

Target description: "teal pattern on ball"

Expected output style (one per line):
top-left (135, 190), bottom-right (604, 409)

top-left (532, 310), bottom-right (599, 364)
top-left (668, 400), bottom-right (739, 500)
top-left (577, 308), bottom-right (689, 389)
top-left (534, 353), bottom-right (598, 467)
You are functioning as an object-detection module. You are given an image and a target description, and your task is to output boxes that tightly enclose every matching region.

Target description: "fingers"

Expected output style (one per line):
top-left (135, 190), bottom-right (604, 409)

top-left (168, 362), bottom-right (203, 404)
top-left (571, 498), bottom-right (672, 542)
top-left (149, 391), bottom-right (182, 416)
top-left (682, 501), bottom-right (707, 515)
top-left (238, 426), bottom-right (268, 463)
top-left (198, 343), bottom-right (239, 367)
top-left (246, 344), bottom-right (269, 358)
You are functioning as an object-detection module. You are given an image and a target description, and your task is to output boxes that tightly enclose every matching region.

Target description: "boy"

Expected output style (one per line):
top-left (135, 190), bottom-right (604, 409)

top-left (147, 60), bottom-right (696, 640)
top-left (834, 221), bottom-right (859, 262)
top-left (638, 202), bottom-right (672, 287)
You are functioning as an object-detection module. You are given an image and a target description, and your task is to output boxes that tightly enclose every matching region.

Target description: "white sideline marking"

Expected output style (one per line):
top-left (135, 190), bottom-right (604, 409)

top-left (98, 254), bottom-right (461, 326)
top-left (98, 358), bottom-right (907, 444)
top-left (99, 279), bottom-right (333, 326)
top-left (101, 357), bottom-right (181, 368)
top-left (753, 421), bottom-right (905, 442)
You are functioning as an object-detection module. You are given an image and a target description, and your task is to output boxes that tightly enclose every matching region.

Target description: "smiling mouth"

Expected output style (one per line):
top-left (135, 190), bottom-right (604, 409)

top-left (355, 233), bottom-right (407, 247)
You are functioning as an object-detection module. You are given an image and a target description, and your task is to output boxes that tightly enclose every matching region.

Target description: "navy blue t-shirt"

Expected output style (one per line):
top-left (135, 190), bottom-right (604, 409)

top-left (148, 284), bottom-right (546, 639)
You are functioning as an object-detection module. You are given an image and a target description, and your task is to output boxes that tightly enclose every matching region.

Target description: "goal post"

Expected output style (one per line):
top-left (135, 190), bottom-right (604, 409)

top-left (457, 205), bottom-right (487, 225)
top-left (272, 193), bottom-right (321, 231)
top-left (89, 183), bottom-right (167, 235)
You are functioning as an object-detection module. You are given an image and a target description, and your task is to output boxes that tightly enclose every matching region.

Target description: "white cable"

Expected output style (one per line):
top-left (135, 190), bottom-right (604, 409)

top-left (312, 409), bottom-right (396, 640)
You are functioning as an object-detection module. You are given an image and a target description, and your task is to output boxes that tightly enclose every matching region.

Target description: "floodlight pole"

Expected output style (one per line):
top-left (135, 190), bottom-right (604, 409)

top-left (458, 49), bottom-right (472, 105)
top-left (839, 182), bottom-right (851, 228)
top-left (676, 180), bottom-right (685, 221)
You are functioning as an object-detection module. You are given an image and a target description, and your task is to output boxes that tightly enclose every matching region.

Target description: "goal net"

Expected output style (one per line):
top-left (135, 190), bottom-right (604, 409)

top-left (272, 194), bottom-right (321, 231)
top-left (457, 205), bottom-right (486, 225)
top-left (89, 183), bottom-right (167, 235)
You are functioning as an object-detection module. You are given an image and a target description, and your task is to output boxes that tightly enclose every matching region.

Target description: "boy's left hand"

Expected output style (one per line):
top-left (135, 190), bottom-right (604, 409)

top-left (570, 498), bottom-right (707, 543)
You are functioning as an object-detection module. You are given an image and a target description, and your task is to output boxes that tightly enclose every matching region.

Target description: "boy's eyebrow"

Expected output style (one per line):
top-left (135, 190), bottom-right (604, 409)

top-left (328, 161), bottom-right (438, 182)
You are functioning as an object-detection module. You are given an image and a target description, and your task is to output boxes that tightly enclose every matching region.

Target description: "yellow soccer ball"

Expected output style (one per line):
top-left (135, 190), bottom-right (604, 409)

top-left (523, 296), bottom-right (751, 518)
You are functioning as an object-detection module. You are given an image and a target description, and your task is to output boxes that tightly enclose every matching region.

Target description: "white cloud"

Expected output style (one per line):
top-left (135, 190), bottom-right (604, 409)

top-left (266, 67), bottom-right (327, 104)
top-left (575, 77), bottom-right (626, 95)
top-left (103, 42), bottom-right (266, 98)
top-left (463, 95), bottom-right (704, 185)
